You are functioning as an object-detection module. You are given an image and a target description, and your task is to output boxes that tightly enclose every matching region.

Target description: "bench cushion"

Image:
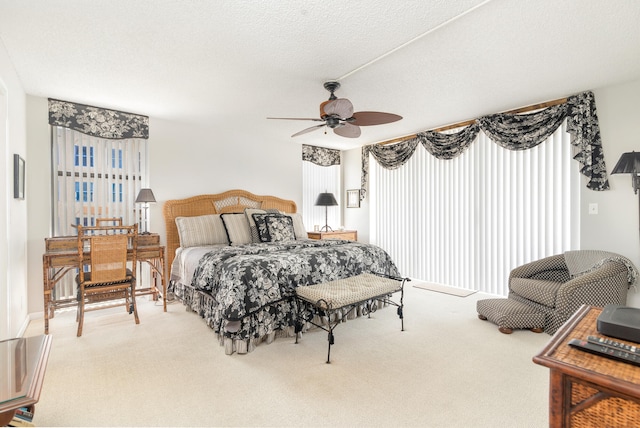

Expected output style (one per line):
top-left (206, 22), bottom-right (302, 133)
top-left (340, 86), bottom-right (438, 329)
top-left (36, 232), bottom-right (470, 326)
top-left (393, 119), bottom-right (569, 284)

top-left (296, 273), bottom-right (402, 310)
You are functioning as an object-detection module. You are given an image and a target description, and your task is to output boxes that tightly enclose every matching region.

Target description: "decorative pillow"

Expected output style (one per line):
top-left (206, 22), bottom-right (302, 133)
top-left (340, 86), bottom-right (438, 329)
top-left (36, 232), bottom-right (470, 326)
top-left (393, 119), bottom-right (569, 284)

top-left (264, 215), bottom-right (295, 242)
top-left (220, 213), bottom-right (252, 245)
top-left (284, 213), bottom-right (308, 239)
top-left (175, 214), bottom-right (228, 248)
top-left (252, 213), bottom-right (271, 242)
top-left (244, 208), bottom-right (266, 242)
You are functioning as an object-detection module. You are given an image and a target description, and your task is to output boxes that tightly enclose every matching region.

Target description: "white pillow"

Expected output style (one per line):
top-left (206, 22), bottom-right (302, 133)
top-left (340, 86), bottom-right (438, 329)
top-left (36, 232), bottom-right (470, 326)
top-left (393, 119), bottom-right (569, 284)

top-left (221, 213), bottom-right (252, 245)
top-left (175, 214), bottom-right (228, 248)
top-left (285, 213), bottom-right (308, 239)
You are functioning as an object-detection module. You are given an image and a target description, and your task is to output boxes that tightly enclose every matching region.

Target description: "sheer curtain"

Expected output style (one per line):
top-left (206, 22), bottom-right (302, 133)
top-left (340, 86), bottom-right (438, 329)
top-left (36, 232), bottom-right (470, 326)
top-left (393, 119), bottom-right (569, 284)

top-left (370, 122), bottom-right (580, 295)
top-left (51, 127), bottom-right (149, 236)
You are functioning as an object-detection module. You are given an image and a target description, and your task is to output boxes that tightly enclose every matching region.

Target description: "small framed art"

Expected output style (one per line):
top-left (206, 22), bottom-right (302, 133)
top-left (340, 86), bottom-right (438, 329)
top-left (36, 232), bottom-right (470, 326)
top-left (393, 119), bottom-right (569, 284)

top-left (346, 189), bottom-right (360, 208)
top-left (14, 154), bottom-right (25, 199)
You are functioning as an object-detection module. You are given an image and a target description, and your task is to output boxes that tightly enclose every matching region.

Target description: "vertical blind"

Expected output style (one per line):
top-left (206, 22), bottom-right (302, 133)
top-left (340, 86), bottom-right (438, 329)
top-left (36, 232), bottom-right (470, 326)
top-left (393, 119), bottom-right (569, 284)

top-left (302, 161), bottom-right (341, 232)
top-left (51, 126), bottom-right (149, 236)
top-left (370, 122), bottom-right (580, 295)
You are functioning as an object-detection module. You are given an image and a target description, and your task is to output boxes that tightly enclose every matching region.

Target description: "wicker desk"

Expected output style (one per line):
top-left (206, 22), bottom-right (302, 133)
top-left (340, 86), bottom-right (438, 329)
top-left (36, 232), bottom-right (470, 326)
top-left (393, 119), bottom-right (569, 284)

top-left (533, 305), bottom-right (640, 427)
top-left (42, 233), bottom-right (168, 334)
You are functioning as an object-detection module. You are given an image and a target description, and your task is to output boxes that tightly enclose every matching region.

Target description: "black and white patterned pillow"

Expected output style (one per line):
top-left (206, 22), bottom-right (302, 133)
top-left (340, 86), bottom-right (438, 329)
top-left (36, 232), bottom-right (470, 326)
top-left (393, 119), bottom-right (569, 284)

top-left (252, 213), bottom-right (271, 242)
top-left (265, 215), bottom-right (295, 242)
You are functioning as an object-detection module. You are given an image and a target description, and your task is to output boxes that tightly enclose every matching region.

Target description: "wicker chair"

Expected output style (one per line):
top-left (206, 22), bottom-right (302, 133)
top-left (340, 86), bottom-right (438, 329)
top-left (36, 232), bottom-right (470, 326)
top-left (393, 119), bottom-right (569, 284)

top-left (507, 253), bottom-right (630, 334)
top-left (95, 217), bottom-right (123, 226)
top-left (76, 224), bottom-right (139, 337)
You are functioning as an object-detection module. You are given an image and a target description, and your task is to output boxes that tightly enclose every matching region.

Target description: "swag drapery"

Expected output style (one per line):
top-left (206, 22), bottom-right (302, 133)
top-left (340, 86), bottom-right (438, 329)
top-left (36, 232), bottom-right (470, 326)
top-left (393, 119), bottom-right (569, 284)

top-left (360, 91), bottom-right (608, 199)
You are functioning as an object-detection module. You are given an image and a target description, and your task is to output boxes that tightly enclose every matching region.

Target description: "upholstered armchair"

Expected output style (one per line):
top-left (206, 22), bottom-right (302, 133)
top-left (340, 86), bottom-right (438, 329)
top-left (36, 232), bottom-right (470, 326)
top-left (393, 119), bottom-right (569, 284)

top-left (507, 252), bottom-right (633, 334)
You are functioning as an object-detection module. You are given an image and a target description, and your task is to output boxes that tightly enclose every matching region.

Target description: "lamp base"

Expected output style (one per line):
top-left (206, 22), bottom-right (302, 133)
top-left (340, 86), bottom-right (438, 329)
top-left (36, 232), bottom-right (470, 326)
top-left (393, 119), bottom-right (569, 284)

top-left (320, 225), bottom-right (334, 232)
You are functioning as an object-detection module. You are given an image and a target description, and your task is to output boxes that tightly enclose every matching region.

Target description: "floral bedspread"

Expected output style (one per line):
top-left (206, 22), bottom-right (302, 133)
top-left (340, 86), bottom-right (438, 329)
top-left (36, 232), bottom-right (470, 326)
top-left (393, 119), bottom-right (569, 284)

top-left (190, 239), bottom-right (400, 323)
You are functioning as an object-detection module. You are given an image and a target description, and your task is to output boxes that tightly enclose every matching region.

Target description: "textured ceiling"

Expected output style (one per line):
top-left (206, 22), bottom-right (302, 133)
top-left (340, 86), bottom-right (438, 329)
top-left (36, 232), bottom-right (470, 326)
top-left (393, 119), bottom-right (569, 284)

top-left (1, 0), bottom-right (640, 150)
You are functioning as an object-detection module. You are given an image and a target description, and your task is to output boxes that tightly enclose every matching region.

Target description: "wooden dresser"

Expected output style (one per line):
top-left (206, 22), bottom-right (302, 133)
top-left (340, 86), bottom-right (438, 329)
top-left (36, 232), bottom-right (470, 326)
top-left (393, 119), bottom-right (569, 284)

top-left (307, 230), bottom-right (357, 241)
top-left (533, 305), bottom-right (640, 427)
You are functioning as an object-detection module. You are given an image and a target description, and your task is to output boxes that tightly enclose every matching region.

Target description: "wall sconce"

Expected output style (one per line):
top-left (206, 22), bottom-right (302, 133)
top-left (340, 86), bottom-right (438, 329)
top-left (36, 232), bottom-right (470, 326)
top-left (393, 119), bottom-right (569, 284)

top-left (611, 151), bottom-right (640, 237)
top-left (315, 192), bottom-right (338, 232)
top-left (135, 188), bottom-right (156, 234)
top-left (611, 151), bottom-right (640, 193)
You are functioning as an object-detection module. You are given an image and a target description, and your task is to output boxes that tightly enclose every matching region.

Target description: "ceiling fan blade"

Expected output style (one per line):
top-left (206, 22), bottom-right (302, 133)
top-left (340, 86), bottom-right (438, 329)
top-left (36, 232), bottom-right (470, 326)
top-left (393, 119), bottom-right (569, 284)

top-left (333, 123), bottom-right (361, 138)
top-left (292, 124), bottom-right (325, 137)
top-left (320, 98), bottom-right (354, 119)
top-left (267, 117), bottom-right (324, 121)
top-left (351, 111), bottom-right (403, 126)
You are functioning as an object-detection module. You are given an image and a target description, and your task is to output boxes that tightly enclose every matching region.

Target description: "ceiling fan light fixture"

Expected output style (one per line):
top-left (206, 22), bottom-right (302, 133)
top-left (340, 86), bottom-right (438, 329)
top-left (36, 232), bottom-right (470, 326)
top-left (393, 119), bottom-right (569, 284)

top-left (268, 81), bottom-right (401, 139)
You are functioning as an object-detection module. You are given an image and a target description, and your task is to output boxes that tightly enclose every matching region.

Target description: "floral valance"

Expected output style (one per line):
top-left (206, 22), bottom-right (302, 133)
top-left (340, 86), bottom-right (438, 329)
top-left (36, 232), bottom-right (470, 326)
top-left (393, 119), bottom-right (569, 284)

top-left (302, 144), bottom-right (341, 166)
top-left (48, 98), bottom-right (149, 139)
top-left (360, 90), bottom-right (609, 199)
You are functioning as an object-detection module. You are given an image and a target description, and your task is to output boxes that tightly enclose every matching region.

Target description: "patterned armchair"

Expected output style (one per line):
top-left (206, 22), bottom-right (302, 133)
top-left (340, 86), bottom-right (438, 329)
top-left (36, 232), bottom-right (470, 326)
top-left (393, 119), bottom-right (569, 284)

top-left (507, 252), bottom-right (632, 334)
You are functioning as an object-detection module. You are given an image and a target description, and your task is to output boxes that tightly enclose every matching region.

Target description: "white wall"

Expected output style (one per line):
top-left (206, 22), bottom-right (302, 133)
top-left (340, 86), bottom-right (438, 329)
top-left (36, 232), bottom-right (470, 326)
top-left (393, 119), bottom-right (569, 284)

top-left (584, 79), bottom-right (640, 307)
top-left (342, 77), bottom-right (640, 307)
top-left (0, 40), bottom-right (28, 340)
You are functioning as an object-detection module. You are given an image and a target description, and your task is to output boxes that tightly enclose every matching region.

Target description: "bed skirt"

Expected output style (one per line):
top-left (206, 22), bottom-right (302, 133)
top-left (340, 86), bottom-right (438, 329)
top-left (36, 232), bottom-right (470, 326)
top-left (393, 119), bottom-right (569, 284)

top-left (173, 280), bottom-right (391, 355)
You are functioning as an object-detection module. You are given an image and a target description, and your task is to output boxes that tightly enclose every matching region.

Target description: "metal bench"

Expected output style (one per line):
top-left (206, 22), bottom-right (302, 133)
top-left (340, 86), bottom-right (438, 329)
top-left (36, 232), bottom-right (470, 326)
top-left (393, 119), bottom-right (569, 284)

top-left (295, 273), bottom-right (409, 363)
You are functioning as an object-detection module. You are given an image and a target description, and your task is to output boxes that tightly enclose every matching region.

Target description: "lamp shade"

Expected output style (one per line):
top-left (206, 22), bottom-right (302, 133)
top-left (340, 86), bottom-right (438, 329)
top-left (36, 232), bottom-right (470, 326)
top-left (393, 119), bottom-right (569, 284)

top-left (135, 188), bottom-right (156, 203)
top-left (315, 192), bottom-right (338, 206)
top-left (611, 152), bottom-right (640, 174)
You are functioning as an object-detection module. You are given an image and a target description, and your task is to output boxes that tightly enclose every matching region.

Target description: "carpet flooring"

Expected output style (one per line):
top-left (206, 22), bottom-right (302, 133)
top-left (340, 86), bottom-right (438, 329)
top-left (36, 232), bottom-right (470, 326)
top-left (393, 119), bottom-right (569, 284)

top-left (25, 285), bottom-right (550, 427)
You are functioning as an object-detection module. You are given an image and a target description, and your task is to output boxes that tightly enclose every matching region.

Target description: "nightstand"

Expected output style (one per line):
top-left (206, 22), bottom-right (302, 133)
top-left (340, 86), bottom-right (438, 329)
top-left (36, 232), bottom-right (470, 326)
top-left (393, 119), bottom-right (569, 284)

top-left (307, 230), bottom-right (357, 241)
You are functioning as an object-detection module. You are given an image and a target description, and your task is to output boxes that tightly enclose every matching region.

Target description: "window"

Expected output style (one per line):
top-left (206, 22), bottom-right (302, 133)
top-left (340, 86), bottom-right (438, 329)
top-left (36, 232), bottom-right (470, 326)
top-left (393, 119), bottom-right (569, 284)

top-left (370, 123), bottom-right (580, 296)
top-left (51, 126), bottom-right (149, 236)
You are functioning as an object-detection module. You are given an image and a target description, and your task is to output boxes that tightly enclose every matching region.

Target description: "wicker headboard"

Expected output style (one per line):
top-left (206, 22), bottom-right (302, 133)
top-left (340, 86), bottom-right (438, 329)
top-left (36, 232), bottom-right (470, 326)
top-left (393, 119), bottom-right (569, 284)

top-left (163, 189), bottom-right (297, 267)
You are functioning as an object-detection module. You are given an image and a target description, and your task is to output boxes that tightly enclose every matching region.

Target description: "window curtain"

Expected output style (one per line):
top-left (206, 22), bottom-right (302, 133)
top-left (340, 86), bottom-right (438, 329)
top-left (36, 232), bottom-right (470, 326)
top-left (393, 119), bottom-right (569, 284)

top-left (361, 91), bottom-right (609, 198)
top-left (49, 98), bottom-right (150, 237)
top-left (302, 144), bottom-right (341, 231)
top-left (49, 98), bottom-right (150, 301)
top-left (371, 122), bottom-right (580, 295)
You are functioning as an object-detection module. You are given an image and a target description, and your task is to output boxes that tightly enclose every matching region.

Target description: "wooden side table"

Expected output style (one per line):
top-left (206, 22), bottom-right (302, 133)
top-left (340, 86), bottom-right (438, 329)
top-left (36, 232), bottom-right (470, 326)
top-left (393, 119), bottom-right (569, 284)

top-left (533, 305), bottom-right (640, 427)
top-left (0, 335), bottom-right (52, 426)
top-left (307, 230), bottom-right (357, 241)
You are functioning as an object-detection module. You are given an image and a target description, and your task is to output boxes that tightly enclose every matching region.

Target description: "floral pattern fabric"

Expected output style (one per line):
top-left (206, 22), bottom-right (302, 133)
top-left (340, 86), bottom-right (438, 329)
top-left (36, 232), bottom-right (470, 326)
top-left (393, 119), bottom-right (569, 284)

top-left (185, 239), bottom-right (400, 340)
top-left (48, 98), bottom-right (149, 139)
top-left (360, 90), bottom-right (610, 197)
top-left (264, 215), bottom-right (295, 241)
top-left (418, 122), bottom-right (480, 159)
top-left (302, 144), bottom-right (341, 166)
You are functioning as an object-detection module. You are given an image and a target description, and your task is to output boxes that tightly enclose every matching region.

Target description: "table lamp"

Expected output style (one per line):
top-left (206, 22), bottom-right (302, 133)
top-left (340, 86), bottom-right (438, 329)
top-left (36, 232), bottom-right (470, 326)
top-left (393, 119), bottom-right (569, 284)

top-left (315, 192), bottom-right (338, 232)
top-left (135, 188), bottom-right (156, 234)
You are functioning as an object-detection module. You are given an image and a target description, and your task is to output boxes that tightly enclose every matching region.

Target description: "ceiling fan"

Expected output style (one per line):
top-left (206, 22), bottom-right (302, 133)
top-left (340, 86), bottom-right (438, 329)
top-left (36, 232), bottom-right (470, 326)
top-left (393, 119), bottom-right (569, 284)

top-left (267, 81), bottom-right (402, 138)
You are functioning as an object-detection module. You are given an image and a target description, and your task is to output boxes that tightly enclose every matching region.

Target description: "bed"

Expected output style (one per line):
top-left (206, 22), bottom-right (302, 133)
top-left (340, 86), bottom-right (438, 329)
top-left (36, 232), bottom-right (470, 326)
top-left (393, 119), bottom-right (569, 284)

top-left (164, 189), bottom-right (400, 354)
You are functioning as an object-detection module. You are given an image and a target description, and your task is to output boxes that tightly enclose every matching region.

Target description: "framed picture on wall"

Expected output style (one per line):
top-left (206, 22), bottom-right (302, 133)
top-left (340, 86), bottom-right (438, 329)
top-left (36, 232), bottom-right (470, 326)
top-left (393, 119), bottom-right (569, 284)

top-left (14, 154), bottom-right (25, 200)
top-left (346, 189), bottom-right (360, 208)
